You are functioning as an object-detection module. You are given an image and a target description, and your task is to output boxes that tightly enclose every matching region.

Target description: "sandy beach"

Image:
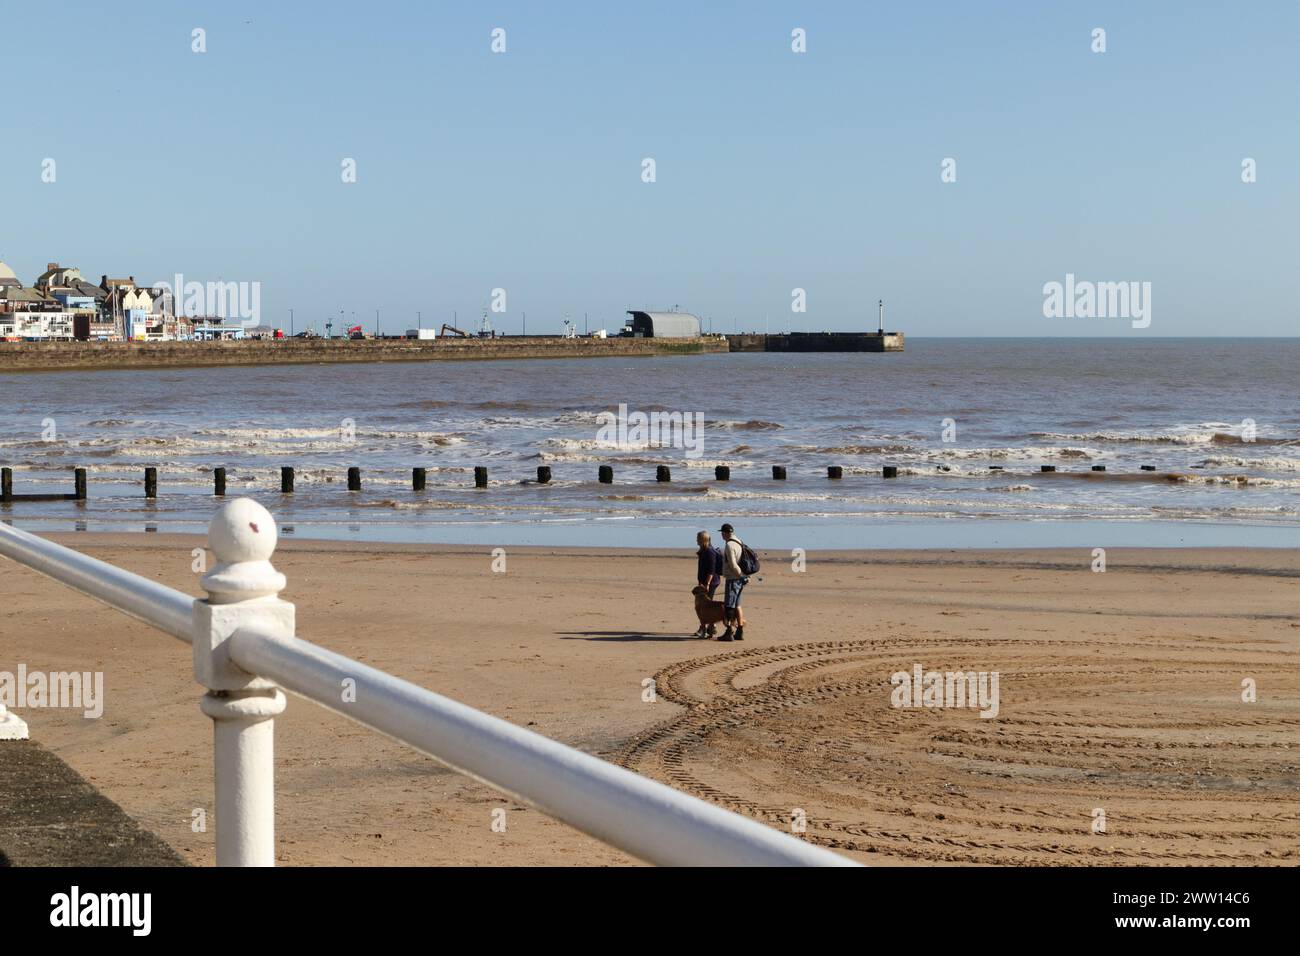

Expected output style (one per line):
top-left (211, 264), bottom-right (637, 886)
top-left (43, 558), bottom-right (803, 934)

top-left (4, 535), bottom-right (1298, 866)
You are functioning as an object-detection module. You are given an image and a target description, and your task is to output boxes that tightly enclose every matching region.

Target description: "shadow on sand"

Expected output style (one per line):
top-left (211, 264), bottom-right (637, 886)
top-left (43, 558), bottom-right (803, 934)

top-left (556, 630), bottom-right (696, 642)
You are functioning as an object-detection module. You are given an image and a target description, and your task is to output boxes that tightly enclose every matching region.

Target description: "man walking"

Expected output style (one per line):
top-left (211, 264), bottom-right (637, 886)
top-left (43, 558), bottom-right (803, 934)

top-left (719, 523), bottom-right (748, 642)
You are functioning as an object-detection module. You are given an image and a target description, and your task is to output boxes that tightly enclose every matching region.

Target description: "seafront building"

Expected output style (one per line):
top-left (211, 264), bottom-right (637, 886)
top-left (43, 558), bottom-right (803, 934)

top-left (0, 260), bottom-right (75, 340)
top-left (3, 255), bottom-right (735, 346)
top-left (190, 318), bottom-right (246, 340)
top-left (0, 258), bottom-right (187, 341)
top-left (622, 310), bottom-right (703, 337)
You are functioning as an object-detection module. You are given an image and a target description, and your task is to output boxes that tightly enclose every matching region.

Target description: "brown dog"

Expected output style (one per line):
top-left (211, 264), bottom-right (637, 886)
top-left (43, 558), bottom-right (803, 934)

top-left (692, 585), bottom-right (726, 635)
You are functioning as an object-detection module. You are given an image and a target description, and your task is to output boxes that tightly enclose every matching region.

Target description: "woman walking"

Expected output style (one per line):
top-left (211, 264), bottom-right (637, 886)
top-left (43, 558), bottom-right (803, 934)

top-left (694, 531), bottom-right (723, 638)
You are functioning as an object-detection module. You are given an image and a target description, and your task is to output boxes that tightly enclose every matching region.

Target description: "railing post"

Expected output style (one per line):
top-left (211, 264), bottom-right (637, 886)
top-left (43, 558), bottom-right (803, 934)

top-left (193, 498), bottom-right (292, 866)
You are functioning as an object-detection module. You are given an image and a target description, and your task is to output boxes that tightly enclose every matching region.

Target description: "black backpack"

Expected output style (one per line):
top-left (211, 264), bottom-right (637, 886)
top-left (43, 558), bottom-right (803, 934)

top-left (736, 540), bottom-right (760, 575)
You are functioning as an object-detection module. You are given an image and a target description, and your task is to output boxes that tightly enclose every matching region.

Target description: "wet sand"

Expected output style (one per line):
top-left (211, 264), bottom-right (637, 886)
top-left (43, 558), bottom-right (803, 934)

top-left (4, 534), bottom-right (1298, 865)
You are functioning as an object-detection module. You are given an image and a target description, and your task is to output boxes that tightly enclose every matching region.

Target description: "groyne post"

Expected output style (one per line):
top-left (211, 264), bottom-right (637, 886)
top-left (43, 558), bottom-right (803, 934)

top-left (656, 466), bottom-right (671, 482)
top-left (74, 468), bottom-right (87, 500)
top-left (214, 467), bottom-right (227, 497)
top-left (413, 467), bottom-right (426, 491)
top-left (715, 466), bottom-right (730, 481)
top-left (827, 466), bottom-right (842, 480)
top-left (347, 467), bottom-right (361, 491)
top-left (537, 466), bottom-right (552, 484)
top-left (598, 465), bottom-right (613, 484)
top-left (145, 467), bottom-right (158, 498)
top-left (474, 466), bottom-right (488, 488)
top-left (1, 467), bottom-right (11, 500)
top-left (281, 467), bottom-right (294, 494)
top-left (882, 466), bottom-right (898, 479)
top-left (772, 466), bottom-right (787, 480)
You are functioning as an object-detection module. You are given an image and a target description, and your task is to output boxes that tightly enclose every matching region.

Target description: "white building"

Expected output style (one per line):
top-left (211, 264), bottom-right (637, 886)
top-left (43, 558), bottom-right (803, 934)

top-left (0, 311), bottom-right (76, 340)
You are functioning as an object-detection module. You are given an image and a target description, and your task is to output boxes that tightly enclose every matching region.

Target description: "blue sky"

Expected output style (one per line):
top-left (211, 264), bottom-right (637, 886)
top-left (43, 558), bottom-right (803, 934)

top-left (2, 1), bottom-right (1296, 336)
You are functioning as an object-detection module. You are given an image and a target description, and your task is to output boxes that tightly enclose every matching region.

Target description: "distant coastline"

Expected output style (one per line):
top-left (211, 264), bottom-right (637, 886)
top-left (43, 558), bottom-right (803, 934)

top-left (0, 335), bottom-right (728, 373)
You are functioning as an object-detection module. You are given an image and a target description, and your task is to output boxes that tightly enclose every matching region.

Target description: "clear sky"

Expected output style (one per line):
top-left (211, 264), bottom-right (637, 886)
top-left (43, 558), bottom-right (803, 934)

top-left (2, 1), bottom-right (1296, 336)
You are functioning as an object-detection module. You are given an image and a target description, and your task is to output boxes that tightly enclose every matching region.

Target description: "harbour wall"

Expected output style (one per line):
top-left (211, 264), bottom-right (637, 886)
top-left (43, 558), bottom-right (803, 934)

top-left (0, 335), bottom-right (729, 373)
top-left (727, 332), bottom-right (904, 352)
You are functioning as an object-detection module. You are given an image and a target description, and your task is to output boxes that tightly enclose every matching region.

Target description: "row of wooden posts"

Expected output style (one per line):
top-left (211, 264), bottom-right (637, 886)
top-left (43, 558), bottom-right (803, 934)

top-left (0, 462), bottom-right (1161, 501)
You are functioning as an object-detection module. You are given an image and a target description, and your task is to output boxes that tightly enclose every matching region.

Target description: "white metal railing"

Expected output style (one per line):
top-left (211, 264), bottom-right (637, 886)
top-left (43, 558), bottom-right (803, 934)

top-left (0, 499), bottom-right (854, 867)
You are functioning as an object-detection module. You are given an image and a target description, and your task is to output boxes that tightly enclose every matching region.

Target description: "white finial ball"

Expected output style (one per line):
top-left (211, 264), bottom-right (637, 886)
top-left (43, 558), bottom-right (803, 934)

top-left (208, 498), bottom-right (277, 564)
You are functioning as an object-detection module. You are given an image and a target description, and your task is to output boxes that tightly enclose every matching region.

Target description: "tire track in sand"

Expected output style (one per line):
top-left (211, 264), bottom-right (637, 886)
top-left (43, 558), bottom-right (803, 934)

top-left (617, 636), bottom-right (1300, 865)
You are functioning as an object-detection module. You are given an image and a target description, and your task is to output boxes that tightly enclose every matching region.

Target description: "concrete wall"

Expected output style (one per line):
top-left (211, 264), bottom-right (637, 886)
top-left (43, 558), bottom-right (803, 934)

top-left (0, 335), bottom-right (728, 373)
top-left (727, 334), bottom-right (768, 353)
top-left (727, 332), bottom-right (904, 352)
